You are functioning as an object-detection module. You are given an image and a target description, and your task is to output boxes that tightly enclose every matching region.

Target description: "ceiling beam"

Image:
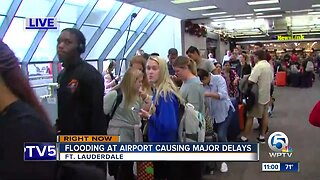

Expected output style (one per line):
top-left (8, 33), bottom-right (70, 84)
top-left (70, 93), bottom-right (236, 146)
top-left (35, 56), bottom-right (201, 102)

top-left (98, 7), bottom-right (141, 61)
top-left (115, 11), bottom-right (156, 60)
top-left (76, 2), bottom-right (122, 60)
top-left (126, 13), bottom-right (166, 60)
top-left (22, 0), bottom-right (65, 63)
top-left (0, 0), bottom-right (22, 39)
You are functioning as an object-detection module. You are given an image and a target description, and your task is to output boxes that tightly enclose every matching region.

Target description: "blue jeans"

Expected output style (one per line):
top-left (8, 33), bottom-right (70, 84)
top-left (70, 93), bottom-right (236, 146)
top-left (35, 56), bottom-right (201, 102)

top-left (215, 107), bottom-right (233, 142)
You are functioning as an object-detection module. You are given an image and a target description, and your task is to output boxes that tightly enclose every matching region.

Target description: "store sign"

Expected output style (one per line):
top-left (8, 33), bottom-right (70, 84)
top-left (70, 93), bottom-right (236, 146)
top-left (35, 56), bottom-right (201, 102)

top-left (277, 35), bottom-right (304, 41)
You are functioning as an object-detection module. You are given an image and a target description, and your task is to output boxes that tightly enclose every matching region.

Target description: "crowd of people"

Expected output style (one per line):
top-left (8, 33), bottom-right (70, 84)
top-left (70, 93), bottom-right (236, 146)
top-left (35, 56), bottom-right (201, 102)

top-left (274, 50), bottom-right (318, 88)
top-left (0, 27), bottom-right (318, 179)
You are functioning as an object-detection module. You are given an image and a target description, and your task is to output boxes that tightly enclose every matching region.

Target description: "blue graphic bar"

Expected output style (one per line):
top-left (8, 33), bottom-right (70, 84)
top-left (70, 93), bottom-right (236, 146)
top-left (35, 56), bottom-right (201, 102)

top-left (280, 162), bottom-right (299, 172)
top-left (24, 143), bottom-right (57, 161)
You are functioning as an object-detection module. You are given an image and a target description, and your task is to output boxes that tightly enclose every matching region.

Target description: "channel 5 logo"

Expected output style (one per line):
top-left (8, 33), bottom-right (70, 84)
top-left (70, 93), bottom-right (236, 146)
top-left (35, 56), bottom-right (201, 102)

top-left (268, 132), bottom-right (293, 158)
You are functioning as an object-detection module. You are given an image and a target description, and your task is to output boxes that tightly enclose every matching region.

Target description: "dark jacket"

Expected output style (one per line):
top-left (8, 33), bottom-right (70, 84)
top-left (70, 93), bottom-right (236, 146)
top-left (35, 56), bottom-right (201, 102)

top-left (57, 60), bottom-right (105, 135)
top-left (240, 63), bottom-right (251, 78)
top-left (0, 100), bottom-right (56, 180)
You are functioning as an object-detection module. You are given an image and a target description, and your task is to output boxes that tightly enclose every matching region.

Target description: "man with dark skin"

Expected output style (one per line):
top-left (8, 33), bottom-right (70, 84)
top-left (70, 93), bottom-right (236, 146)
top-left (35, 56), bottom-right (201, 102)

top-left (56, 28), bottom-right (106, 173)
top-left (56, 28), bottom-right (105, 135)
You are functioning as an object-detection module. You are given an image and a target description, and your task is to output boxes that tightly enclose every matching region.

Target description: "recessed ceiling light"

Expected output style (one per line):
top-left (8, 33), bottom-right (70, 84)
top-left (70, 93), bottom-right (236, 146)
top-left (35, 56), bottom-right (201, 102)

top-left (257, 14), bottom-right (283, 18)
top-left (188, 5), bottom-right (217, 11)
top-left (213, 18), bottom-right (236, 22)
top-left (246, 17), bottom-right (252, 19)
top-left (308, 11), bottom-right (320, 15)
top-left (202, 12), bottom-right (227, 16)
top-left (248, 0), bottom-right (279, 6)
top-left (210, 15), bottom-right (233, 19)
top-left (254, 7), bottom-right (281, 12)
top-left (171, 0), bottom-right (201, 4)
top-left (256, 13), bottom-right (263, 15)
top-left (312, 4), bottom-right (320, 8)
top-left (235, 14), bottom-right (254, 17)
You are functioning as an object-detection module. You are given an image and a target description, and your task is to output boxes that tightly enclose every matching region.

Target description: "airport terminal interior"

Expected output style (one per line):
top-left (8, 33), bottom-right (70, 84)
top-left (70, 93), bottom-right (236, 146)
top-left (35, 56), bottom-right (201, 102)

top-left (1, 0), bottom-right (320, 179)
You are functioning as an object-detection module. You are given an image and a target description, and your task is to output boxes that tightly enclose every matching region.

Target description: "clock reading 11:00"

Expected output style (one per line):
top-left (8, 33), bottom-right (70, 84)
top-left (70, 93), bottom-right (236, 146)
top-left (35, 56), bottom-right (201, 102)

top-left (262, 162), bottom-right (299, 172)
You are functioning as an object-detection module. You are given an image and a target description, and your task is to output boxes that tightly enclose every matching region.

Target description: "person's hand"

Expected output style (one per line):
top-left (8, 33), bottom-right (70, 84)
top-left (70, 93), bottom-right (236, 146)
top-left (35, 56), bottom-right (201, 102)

top-left (139, 88), bottom-right (148, 100)
top-left (233, 77), bottom-right (239, 85)
top-left (139, 109), bottom-right (151, 119)
top-left (115, 76), bottom-right (120, 81)
top-left (170, 75), bottom-right (178, 81)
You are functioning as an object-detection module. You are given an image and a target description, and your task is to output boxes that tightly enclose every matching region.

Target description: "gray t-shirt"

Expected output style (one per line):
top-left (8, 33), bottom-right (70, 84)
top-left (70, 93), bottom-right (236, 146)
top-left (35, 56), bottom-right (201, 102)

top-left (179, 77), bottom-right (205, 115)
top-left (104, 90), bottom-right (143, 142)
top-left (197, 58), bottom-right (216, 73)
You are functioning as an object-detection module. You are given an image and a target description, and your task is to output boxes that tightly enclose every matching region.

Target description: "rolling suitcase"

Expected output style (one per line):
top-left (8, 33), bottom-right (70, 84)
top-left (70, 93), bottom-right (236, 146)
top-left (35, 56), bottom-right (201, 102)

top-left (275, 71), bottom-right (286, 86)
top-left (238, 104), bottom-right (245, 130)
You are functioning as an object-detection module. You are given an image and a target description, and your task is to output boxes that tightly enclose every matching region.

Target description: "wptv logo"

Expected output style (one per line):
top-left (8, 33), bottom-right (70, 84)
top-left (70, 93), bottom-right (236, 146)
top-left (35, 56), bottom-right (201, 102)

top-left (268, 132), bottom-right (293, 158)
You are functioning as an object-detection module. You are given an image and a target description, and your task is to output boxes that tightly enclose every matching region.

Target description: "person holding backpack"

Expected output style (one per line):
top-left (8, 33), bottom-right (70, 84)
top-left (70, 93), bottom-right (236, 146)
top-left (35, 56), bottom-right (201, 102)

top-left (172, 56), bottom-right (205, 180)
top-left (139, 56), bottom-right (184, 180)
top-left (304, 57), bottom-right (314, 88)
top-left (197, 68), bottom-right (235, 173)
top-left (104, 67), bottom-right (146, 180)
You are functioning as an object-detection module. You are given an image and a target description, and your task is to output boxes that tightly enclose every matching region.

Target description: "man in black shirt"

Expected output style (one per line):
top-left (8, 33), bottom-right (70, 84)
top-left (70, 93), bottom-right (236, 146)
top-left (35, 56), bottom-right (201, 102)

top-left (56, 28), bottom-right (105, 135)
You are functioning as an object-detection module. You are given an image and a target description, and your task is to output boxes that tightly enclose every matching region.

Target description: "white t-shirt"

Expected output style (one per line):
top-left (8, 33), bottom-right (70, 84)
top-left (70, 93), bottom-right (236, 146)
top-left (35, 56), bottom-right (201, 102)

top-left (249, 60), bottom-right (273, 105)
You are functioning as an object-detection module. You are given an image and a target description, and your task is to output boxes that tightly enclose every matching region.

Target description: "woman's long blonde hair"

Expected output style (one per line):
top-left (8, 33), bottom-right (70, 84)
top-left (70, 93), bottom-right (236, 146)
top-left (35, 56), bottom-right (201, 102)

top-left (118, 67), bottom-right (143, 109)
top-left (147, 56), bottom-right (184, 105)
top-left (130, 55), bottom-right (152, 95)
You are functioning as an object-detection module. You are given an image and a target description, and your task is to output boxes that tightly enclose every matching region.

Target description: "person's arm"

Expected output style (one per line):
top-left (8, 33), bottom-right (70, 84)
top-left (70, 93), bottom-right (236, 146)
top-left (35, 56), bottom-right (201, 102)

top-left (204, 92), bottom-right (219, 99)
top-left (104, 74), bottom-right (118, 89)
top-left (89, 72), bottom-right (107, 134)
top-left (205, 76), bottom-right (229, 100)
top-left (103, 90), bottom-right (117, 115)
top-left (140, 95), bottom-right (178, 134)
top-left (246, 67), bottom-right (260, 96)
top-left (207, 60), bottom-right (216, 74)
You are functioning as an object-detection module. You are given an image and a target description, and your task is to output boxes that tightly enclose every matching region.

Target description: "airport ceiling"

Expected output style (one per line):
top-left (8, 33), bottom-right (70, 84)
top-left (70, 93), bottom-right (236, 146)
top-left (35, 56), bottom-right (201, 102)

top-left (120, 0), bottom-right (320, 37)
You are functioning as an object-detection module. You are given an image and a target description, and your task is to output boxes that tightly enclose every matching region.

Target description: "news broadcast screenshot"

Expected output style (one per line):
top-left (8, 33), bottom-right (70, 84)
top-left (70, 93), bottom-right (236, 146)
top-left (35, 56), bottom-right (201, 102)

top-left (1, 0), bottom-right (320, 179)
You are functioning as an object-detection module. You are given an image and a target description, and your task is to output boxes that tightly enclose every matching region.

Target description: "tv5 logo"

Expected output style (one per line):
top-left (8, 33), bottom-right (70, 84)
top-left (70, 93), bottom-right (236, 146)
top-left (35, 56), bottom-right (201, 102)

top-left (24, 143), bottom-right (56, 161)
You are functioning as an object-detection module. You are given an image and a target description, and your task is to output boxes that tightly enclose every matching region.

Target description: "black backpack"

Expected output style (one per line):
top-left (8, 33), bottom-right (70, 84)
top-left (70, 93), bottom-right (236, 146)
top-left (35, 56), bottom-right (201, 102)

top-left (105, 89), bottom-right (123, 130)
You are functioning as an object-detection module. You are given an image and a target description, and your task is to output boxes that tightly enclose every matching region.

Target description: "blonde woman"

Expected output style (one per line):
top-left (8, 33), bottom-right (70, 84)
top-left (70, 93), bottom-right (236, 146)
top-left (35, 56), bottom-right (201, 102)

top-left (129, 55), bottom-right (152, 96)
top-left (139, 56), bottom-right (184, 180)
top-left (103, 67), bottom-right (144, 180)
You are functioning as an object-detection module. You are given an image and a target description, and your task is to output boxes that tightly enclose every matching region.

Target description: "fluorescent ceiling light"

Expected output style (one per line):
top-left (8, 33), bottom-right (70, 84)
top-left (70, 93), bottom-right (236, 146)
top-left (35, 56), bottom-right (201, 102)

top-left (257, 14), bottom-right (283, 18)
top-left (235, 14), bottom-right (253, 17)
top-left (248, 0), bottom-right (279, 6)
top-left (171, 0), bottom-right (201, 4)
top-left (254, 7), bottom-right (281, 12)
top-left (308, 12), bottom-right (320, 15)
top-left (312, 4), bottom-right (320, 8)
top-left (247, 17), bottom-right (252, 19)
top-left (213, 18), bottom-right (236, 22)
top-left (188, 5), bottom-right (217, 11)
top-left (202, 12), bottom-right (227, 16)
top-left (292, 9), bottom-right (312, 13)
top-left (210, 15), bottom-right (233, 19)
top-left (256, 13), bottom-right (263, 15)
